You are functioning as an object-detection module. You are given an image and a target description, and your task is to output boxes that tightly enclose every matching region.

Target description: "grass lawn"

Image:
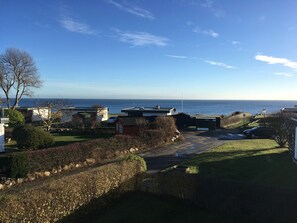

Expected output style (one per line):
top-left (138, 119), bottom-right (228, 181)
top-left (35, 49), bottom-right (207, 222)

top-left (184, 139), bottom-right (297, 189)
top-left (5, 132), bottom-right (113, 150)
top-left (61, 192), bottom-right (246, 223)
top-left (51, 132), bottom-right (112, 147)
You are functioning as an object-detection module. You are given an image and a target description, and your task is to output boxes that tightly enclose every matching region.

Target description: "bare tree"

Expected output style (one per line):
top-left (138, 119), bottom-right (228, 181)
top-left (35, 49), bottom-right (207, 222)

top-left (266, 112), bottom-right (296, 147)
top-left (0, 48), bottom-right (42, 109)
top-left (37, 99), bottom-right (71, 131)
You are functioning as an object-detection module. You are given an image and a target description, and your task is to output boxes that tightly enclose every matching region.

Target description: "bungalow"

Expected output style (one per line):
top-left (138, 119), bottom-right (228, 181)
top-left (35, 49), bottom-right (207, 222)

top-left (15, 107), bottom-right (50, 123)
top-left (282, 106), bottom-right (297, 113)
top-left (173, 113), bottom-right (220, 130)
top-left (61, 107), bottom-right (108, 123)
top-left (173, 112), bottom-right (196, 128)
top-left (121, 106), bottom-right (176, 117)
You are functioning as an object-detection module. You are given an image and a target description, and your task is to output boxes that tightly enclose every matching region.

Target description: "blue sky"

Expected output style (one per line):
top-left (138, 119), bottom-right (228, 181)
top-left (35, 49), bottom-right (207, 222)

top-left (1, 0), bottom-right (297, 100)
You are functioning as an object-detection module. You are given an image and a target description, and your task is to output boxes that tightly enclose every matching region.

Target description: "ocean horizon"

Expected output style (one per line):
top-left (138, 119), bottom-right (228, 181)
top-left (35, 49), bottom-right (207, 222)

top-left (5, 98), bottom-right (297, 116)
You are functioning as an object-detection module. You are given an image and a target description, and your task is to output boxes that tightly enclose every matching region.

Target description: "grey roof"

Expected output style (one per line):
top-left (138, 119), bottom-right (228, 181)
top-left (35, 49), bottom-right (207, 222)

top-left (61, 107), bottom-right (108, 111)
top-left (282, 107), bottom-right (297, 112)
top-left (121, 106), bottom-right (176, 113)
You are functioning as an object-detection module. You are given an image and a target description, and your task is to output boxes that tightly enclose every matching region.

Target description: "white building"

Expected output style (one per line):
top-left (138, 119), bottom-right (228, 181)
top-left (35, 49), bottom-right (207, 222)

top-left (16, 107), bottom-right (50, 122)
top-left (61, 107), bottom-right (109, 123)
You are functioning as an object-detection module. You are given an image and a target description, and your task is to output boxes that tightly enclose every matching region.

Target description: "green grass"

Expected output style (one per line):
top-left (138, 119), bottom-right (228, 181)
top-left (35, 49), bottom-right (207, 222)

top-left (184, 139), bottom-right (297, 188)
top-left (5, 132), bottom-right (113, 150)
top-left (62, 192), bottom-right (246, 223)
top-left (51, 132), bottom-right (112, 147)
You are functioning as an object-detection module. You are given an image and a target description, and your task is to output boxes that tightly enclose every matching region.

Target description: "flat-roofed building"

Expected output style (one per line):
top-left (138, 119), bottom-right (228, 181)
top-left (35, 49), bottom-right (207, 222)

top-left (121, 106), bottom-right (176, 117)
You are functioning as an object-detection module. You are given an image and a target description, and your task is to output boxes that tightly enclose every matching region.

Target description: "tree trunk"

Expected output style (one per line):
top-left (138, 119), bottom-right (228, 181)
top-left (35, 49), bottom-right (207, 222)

top-left (5, 95), bottom-right (10, 109)
top-left (11, 99), bottom-right (18, 110)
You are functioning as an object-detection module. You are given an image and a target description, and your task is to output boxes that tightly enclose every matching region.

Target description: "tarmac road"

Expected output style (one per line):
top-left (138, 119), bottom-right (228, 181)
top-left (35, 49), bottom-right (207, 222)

top-left (139, 129), bottom-right (234, 172)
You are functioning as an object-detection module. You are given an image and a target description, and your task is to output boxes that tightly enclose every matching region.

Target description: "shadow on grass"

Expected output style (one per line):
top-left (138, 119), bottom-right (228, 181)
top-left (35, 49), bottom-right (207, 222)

top-left (59, 192), bottom-right (241, 223)
top-left (189, 149), bottom-right (297, 188)
top-left (145, 148), bottom-right (278, 173)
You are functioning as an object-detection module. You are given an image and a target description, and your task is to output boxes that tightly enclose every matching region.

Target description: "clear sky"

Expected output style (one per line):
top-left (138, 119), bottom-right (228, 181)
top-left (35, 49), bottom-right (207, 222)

top-left (1, 0), bottom-right (297, 100)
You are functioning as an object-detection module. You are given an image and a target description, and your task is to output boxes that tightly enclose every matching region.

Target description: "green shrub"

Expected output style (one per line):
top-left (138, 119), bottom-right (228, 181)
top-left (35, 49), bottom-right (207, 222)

top-left (125, 154), bottom-right (147, 173)
top-left (9, 153), bottom-right (29, 178)
top-left (5, 109), bottom-right (25, 127)
top-left (12, 125), bottom-right (54, 150)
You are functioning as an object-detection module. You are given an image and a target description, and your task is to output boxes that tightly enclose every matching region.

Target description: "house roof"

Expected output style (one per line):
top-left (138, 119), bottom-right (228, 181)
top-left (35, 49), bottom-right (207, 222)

top-left (15, 107), bottom-right (49, 111)
top-left (61, 107), bottom-right (108, 112)
top-left (121, 106), bottom-right (176, 113)
top-left (282, 107), bottom-right (297, 112)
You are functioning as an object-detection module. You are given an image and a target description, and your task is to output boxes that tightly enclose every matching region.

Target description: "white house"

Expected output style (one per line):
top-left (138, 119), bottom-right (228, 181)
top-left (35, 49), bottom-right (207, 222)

top-left (16, 107), bottom-right (50, 122)
top-left (60, 107), bottom-right (108, 123)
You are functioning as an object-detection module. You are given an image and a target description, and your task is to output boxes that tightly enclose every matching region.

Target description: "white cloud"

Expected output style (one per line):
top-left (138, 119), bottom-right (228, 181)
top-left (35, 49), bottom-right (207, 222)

top-left (193, 27), bottom-right (219, 38)
top-left (200, 0), bottom-right (213, 8)
top-left (274, 72), bottom-right (295, 77)
top-left (255, 55), bottom-right (297, 70)
top-left (106, 0), bottom-right (154, 20)
top-left (200, 0), bottom-right (225, 18)
top-left (204, 60), bottom-right (235, 69)
top-left (113, 29), bottom-right (169, 47)
top-left (60, 17), bottom-right (95, 35)
top-left (166, 55), bottom-right (197, 59)
top-left (232, 41), bottom-right (240, 45)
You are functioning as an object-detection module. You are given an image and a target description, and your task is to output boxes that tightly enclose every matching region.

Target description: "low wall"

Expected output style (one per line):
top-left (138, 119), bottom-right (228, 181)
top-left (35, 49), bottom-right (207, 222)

top-left (141, 172), bottom-right (297, 223)
top-left (0, 159), bottom-right (143, 222)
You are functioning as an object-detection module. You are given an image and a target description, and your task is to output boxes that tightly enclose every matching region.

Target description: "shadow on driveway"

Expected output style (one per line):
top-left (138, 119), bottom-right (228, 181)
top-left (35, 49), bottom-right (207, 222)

top-left (141, 129), bottom-right (237, 173)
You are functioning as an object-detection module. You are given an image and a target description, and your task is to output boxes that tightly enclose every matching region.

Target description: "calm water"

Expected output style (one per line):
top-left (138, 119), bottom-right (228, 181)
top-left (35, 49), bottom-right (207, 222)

top-left (10, 98), bottom-right (297, 115)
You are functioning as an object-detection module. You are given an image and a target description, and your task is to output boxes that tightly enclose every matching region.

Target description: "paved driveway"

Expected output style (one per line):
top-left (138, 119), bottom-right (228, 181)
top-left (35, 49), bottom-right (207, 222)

top-left (139, 130), bottom-right (232, 172)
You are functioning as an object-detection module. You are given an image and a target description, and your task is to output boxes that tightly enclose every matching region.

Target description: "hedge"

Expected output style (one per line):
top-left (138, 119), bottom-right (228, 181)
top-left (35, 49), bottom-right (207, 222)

top-left (7, 135), bottom-right (143, 177)
top-left (6, 118), bottom-right (178, 177)
top-left (0, 158), bottom-right (144, 222)
top-left (142, 172), bottom-right (297, 223)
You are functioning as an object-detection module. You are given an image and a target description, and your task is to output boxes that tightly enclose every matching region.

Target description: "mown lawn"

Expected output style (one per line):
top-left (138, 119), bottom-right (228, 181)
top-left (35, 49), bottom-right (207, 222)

top-left (61, 192), bottom-right (246, 223)
top-left (184, 139), bottom-right (297, 188)
top-left (5, 132), bottom-right (113, 150)
top-left (51, 132), bottom-right (112, 147)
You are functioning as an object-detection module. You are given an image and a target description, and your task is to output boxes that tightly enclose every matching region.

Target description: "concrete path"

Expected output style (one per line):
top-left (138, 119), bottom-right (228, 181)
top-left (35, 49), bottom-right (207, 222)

top-left (139, 130), bottom-right (231, 172)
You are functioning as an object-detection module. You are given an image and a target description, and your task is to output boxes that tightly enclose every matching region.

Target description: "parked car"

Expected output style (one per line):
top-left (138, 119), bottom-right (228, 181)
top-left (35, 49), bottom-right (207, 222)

top-left (107, 116), bottom-right (118, 124)
top-left (243, 126), bottom-right (275, 139)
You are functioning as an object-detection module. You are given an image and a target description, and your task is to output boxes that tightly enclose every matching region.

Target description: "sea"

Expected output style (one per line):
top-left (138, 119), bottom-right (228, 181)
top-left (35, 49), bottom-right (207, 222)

top-left (9, 98), bottom-right (297, 116)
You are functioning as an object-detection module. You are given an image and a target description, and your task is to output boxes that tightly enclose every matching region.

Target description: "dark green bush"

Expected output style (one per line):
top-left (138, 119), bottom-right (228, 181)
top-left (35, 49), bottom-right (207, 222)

top-left (9, 153), bottom-right (29, 178)
top-left (12, 125), bottom-right (54, 150)
top-left (5, 109), bottom-right (25, 127)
